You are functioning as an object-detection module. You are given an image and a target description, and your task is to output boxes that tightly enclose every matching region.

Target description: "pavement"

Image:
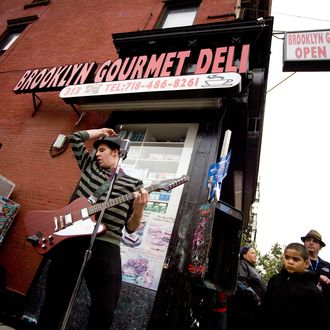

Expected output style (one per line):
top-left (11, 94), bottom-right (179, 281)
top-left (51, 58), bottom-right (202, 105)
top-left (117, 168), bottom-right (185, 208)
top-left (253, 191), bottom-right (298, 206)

top-left (0, 324), bottom-right (15, 330)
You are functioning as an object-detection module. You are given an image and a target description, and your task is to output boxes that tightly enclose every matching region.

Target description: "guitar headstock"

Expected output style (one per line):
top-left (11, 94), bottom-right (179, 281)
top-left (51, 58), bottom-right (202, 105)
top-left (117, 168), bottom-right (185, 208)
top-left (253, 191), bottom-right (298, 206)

top-left (158, 175), bottom-right (189, 191)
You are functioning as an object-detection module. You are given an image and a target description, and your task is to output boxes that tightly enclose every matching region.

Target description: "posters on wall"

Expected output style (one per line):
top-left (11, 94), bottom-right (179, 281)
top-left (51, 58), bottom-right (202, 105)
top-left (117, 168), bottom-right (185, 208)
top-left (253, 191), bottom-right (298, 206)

top-left (120, 208), bottom-right (175, 291)
top-left (119, 124), bottom-right (197, 290)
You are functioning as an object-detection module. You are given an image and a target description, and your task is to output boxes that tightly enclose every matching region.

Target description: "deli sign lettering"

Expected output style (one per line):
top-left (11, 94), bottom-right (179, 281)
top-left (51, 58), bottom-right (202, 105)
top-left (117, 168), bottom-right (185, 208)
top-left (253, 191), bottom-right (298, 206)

top-left (13, 45), bottom-right (250, 94)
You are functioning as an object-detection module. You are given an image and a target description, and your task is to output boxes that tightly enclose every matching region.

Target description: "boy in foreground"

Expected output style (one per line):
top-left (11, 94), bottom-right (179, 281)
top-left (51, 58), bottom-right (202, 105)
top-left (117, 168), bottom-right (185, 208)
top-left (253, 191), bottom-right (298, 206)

top-left (260, 243), bottom-right (330, 330)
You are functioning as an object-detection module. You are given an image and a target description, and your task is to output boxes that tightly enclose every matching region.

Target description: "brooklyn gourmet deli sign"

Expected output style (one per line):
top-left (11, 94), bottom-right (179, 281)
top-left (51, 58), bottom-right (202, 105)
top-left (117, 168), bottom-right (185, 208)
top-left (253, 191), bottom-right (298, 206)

top-left (13, 45), bottom-right (249, 95)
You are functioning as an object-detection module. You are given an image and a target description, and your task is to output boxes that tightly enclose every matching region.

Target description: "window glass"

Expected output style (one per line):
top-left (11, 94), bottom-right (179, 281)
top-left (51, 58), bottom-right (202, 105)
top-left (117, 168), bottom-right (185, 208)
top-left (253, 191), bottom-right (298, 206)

top-left (1, 16), bottom-right (38, 55)
top-left (161, 6), bottom-right (198, 28)
top-left (1, 32), bottom-right (21, 51)
top-left (116, 123), bottom-right (199, 291)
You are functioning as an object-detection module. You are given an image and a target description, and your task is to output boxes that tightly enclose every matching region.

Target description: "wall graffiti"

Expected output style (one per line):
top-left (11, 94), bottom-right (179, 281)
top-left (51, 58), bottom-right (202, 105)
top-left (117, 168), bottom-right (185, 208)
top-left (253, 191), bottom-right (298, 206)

top-left (188, 203), bottom-right (215, 278)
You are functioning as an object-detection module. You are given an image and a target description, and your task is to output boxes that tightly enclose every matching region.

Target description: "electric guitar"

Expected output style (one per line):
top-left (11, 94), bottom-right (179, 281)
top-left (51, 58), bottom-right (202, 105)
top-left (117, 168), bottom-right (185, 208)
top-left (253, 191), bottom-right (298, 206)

top-left (24, 175), bottom-right (189, 255)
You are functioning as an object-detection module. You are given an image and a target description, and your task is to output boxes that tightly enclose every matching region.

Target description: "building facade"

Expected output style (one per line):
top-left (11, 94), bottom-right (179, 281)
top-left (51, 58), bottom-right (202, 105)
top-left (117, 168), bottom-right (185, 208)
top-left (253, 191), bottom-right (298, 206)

top-left (0, 0), bottom-right (272, 328)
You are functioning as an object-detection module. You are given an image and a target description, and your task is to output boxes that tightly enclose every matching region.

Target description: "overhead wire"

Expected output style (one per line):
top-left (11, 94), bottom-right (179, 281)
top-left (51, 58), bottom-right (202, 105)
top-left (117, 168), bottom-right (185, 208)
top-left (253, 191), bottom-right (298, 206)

top-left (271, 12), bottom-right (330, 23)
top-left (252, 7), bottom-right (330, 92)
top-left (241, 5), bottom-right (330, 23)
top-left (266, 73), bottom-right (297, 93)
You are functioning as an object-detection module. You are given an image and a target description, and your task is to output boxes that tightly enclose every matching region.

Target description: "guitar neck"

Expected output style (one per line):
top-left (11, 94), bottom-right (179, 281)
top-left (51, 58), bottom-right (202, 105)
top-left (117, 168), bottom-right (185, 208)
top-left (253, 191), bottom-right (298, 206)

top-left (88, 183), bottom-right (160, 215)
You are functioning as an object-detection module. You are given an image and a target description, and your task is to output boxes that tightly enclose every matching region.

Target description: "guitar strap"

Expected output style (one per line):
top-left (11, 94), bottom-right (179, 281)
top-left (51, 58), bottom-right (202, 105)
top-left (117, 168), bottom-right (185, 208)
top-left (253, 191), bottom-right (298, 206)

top-left (88, 170), bottom-right (124, 204)
top-left (88, 181), bottom-right (110, 204)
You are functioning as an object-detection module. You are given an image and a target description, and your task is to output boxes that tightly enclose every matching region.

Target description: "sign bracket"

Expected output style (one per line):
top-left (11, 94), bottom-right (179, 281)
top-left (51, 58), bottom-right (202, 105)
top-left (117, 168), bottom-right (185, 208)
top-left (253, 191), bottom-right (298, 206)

top-left (70, 104), bottom-right (86, 126)
top-left (31, 93), bottom-right (42, 117)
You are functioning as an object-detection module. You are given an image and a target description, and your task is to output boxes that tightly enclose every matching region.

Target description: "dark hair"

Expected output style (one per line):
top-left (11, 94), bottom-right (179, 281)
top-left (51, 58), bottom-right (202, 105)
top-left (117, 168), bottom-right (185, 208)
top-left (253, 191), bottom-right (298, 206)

top-left (285, 243), bottom-right (309, 260)
top-left (239, 246), bottom-right (252, 259)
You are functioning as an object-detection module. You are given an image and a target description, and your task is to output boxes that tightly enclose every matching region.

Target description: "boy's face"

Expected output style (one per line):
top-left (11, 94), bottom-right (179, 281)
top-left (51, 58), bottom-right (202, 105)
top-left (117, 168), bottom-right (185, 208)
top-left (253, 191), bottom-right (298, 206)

top-left (283, 248), bottom-right (309, 274)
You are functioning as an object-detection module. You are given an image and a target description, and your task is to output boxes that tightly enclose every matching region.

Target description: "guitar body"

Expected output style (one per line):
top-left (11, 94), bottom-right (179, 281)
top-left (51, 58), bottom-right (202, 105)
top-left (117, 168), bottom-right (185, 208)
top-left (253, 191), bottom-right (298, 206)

top-left (24, 175), bottom-right (189, 255)
top-left (24, 197), bottom-right (106, 255)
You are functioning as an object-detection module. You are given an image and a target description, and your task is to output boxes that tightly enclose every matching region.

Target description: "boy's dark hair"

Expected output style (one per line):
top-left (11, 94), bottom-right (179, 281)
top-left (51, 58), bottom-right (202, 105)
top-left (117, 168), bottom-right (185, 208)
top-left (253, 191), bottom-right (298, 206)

top-left (285, 243), bottom-right (309, 260)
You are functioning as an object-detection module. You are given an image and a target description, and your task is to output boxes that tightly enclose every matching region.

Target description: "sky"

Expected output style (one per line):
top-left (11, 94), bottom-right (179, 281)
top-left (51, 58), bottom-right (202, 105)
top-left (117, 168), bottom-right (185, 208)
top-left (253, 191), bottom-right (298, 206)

top-left (256, 0), bottom-right (330, 261)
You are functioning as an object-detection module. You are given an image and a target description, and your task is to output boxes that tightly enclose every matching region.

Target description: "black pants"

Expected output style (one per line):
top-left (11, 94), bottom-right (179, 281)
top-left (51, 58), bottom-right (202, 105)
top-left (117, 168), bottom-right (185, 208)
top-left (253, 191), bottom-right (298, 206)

top-left (37, 238), bottom-right (122, 330)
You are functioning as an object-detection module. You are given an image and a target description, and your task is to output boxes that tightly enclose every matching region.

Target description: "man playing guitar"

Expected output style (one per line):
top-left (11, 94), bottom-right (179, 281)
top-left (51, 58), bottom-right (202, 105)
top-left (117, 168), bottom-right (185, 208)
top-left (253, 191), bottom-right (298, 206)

top-left (37, 128), bottom-right (149, 330)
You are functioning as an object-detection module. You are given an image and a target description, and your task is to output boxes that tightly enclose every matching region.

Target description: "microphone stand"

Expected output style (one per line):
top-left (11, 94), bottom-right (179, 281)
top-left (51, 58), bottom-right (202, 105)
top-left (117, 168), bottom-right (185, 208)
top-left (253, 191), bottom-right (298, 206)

top-left (60, 151), bottom-right (126, 330)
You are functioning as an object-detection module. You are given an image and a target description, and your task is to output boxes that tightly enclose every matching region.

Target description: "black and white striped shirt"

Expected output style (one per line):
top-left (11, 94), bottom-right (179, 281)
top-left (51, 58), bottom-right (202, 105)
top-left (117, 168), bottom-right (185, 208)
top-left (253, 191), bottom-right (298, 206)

top-left (68, 131), bottom-right (143, 246)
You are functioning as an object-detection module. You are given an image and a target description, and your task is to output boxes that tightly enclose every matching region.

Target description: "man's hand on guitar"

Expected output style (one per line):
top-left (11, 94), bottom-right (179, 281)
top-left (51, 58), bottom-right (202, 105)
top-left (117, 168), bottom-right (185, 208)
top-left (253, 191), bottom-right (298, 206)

top-left (133, 188), bottom-right (149, 213)
top-left (127, 188), bottom-right (149, 232)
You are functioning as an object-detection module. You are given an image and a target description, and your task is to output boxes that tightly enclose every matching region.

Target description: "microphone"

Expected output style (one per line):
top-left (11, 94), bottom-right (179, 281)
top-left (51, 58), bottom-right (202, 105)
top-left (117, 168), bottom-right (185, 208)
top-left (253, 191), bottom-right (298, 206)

top-left (120, 139), bottom-right (131, 160)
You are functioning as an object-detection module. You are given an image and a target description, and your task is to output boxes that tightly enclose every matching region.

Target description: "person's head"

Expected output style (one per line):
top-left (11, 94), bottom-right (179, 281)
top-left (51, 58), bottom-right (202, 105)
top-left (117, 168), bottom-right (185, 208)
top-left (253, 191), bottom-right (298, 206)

top-left (240, 246), bottom-right (257, 266)
top-left (283, 243), bottom-right (309, 274)
top-left (301, 229), bottom-right (325, 258)
top-left (93, 137), bottom-right (122, 169)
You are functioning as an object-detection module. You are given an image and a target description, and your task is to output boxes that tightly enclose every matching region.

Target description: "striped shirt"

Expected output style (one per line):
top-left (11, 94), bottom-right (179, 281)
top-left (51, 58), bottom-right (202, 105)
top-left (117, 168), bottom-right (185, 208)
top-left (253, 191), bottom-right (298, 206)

top-left (68, 131), bottom-right (143, 246)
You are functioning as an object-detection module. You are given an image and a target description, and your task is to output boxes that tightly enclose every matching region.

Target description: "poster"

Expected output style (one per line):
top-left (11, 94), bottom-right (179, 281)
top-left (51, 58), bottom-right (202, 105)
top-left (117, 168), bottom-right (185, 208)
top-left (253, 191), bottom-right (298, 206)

top-left (120, 190), bottom-right (176, 291)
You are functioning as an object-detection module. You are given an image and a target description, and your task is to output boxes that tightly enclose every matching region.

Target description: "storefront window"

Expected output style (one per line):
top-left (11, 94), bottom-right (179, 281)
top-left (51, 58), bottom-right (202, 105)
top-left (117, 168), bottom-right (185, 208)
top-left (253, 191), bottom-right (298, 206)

top-left (117, 123), bottom-right (198, 290)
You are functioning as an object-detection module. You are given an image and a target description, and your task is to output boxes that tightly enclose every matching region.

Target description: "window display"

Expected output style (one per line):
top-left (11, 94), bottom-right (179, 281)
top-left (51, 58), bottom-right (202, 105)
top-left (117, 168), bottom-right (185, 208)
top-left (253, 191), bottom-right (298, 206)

top-left (118, 123), bottom-right (198, 290)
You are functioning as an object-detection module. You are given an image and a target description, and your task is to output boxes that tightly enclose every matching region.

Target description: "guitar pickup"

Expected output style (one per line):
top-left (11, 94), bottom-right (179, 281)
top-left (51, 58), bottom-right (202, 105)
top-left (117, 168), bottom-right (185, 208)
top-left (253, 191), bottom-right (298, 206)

top-left (54, 214), bottom-right (73, 231)
top-left (64, 214), bottom-right (73, 226)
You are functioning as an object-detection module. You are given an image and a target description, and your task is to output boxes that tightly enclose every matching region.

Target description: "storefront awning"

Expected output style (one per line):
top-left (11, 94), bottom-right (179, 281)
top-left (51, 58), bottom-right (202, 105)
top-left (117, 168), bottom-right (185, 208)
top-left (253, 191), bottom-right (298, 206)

top-left (60, 73), bottom-right (241, 111)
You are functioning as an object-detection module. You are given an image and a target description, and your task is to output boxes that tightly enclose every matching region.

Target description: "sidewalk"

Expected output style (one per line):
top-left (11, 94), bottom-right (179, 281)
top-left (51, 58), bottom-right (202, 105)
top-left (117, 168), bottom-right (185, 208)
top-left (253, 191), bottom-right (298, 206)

top-left (0, 323), bottom-right (15, 330)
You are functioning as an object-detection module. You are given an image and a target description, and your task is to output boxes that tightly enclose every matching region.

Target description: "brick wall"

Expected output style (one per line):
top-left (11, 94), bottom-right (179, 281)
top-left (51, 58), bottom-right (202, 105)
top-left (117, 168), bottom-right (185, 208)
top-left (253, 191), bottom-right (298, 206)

top-left (0, 0), bottom-right (237, 295)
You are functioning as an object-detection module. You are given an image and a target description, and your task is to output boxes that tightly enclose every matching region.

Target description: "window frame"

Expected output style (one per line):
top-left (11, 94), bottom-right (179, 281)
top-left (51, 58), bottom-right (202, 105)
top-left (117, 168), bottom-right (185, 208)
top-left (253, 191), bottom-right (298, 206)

top-left (0, 15), bottom-right (38, 55)
top-left (156, 0), bottom-right (201, 29)
top-left (24, 0), bottom-right (51, 10)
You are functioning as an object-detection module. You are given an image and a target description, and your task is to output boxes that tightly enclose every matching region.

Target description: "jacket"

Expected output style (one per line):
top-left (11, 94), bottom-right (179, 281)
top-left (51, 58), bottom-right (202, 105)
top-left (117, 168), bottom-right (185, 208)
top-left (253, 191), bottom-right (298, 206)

top-left (226, 259), bottom-right (266, 330)
top-left (309, 257), bottom-right (330, 314)
top-left (261, 268), bottom-right (330, 330)
top-left (238, 259), bottom-right (266, 300)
